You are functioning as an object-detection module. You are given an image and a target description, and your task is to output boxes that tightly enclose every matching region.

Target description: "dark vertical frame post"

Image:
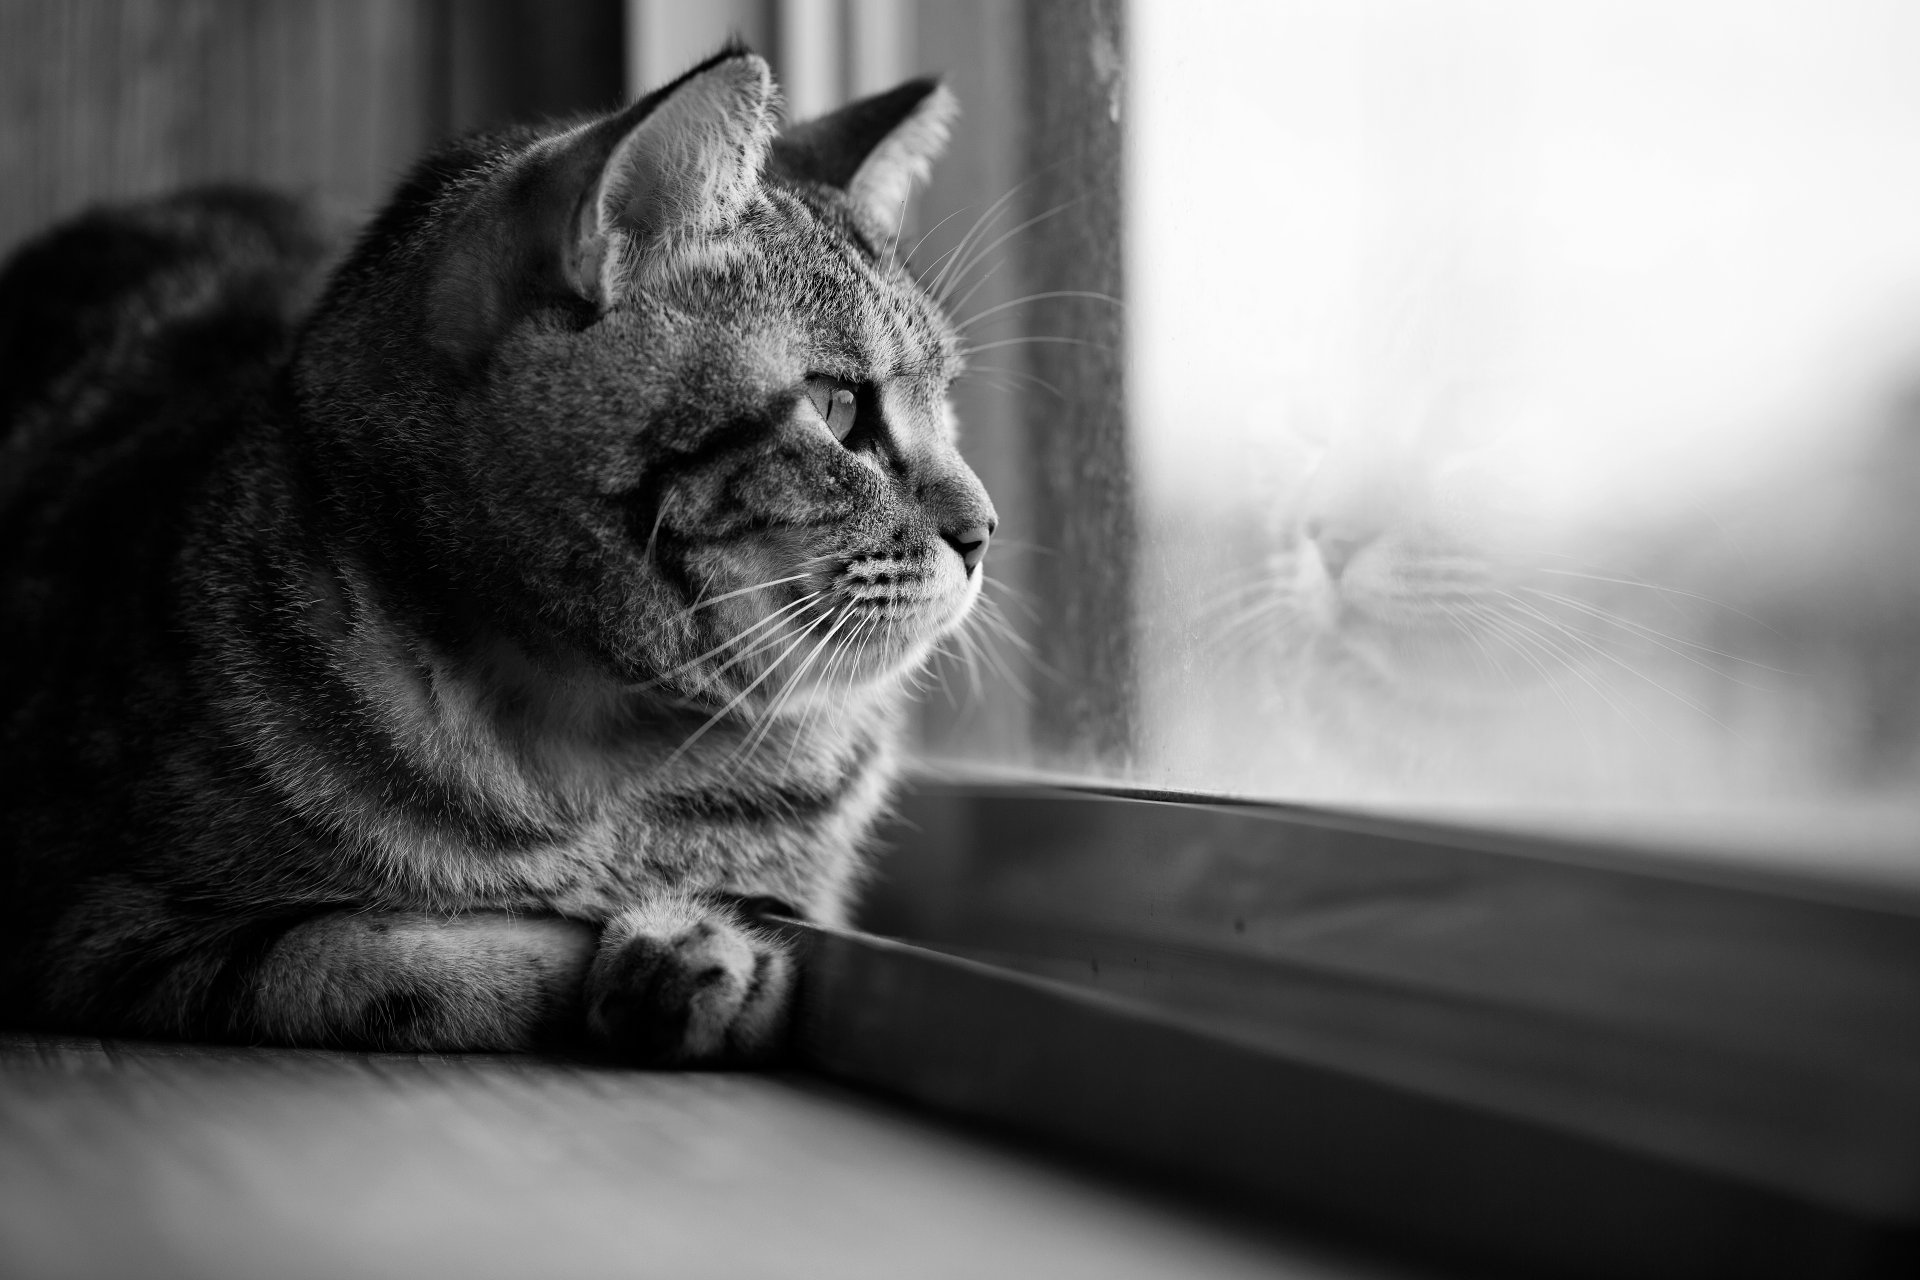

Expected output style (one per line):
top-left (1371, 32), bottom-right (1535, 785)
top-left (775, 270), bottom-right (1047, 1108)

top-left (1020, 0), bottom-right (1134, 765)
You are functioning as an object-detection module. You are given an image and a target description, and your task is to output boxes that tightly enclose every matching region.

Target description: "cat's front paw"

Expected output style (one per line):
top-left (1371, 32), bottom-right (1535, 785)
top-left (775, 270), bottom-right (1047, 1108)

top-left (584, 897), bottom-right (794, 1065)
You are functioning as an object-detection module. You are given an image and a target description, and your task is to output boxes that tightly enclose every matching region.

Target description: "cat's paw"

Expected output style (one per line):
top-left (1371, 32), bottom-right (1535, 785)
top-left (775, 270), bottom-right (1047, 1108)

top-left (583, 896), bottom-right (794, 1065)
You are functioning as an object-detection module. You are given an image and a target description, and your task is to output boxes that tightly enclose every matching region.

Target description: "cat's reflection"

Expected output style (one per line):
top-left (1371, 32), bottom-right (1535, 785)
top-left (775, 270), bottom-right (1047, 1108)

top-left (1177, 383), bottom-right (1920, 811)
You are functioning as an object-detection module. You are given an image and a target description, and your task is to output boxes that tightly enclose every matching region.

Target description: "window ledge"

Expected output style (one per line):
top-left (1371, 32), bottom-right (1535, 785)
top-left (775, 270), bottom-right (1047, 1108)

top-left (783, 778), bottom-right (1920, 1279)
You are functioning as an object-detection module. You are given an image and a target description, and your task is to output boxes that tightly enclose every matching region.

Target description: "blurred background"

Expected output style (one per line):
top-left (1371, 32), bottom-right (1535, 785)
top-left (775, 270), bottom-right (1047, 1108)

top-left (5, 0), bottom-right (1917, 877)
top-left (1125, 0), bottom-right (1920, 876)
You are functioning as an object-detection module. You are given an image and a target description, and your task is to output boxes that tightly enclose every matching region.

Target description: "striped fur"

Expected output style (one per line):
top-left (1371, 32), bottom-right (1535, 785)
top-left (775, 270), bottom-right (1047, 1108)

top-left (0, 51), bottom-right (993, 1062)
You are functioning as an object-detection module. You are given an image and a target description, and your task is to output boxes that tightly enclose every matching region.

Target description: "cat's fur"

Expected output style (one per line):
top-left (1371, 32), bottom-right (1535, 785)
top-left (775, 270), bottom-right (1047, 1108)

top-left (0, 50), bottom-right (995, 1061)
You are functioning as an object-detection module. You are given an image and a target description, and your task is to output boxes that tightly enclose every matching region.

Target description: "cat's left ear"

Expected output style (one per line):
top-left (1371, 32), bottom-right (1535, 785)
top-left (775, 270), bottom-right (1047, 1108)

top-left (568, 49), bottom-right (779, 303)
top-left (772, 79), bottom-right (957, 234)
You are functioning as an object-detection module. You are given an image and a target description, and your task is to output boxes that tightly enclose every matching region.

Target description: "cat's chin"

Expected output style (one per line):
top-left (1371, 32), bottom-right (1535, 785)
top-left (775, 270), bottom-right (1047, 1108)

top-left (800, 587), bottom-right (982, 697)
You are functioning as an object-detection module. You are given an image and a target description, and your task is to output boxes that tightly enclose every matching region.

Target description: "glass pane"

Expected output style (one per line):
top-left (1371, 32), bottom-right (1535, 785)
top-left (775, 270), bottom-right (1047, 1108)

top-left (1122, 0), bottom-right (1920, 857)
top-left (907, 0), bottom-right (1920, 873)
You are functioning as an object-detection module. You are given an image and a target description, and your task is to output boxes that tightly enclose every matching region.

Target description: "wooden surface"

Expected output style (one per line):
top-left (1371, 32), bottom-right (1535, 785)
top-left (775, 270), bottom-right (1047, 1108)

top-left (0, 0), bottom-right (626, 258)
top-left (0, 1033), bottom-right (1390, 1280)
top-left (0, 0), bottom-right (439, 255)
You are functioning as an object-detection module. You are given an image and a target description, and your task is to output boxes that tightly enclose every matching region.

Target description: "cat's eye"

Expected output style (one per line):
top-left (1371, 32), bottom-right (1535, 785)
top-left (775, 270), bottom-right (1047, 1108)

top-left (804, 375), bottom-right (858, 443)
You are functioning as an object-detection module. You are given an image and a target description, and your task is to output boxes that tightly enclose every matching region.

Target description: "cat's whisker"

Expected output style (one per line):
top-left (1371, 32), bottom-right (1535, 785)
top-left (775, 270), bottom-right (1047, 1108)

top-left (925, 191), bottom-right (1023, 303)
top-left (732, 606), bottom-right (855, 769)
top-left (920, 182), bottom-right (1030, 300)
top-left (784, 612), bottom-right (884, 768)
top-left (640, 495), bottom-right (674, 564)
top-left (681, 568), bottom-right (820, 616)
top-left (1211, 592), bottom-right (1293, 648)
top-left (980, 584), bottom-right (1041, 627)
top-left (1202, 568), bottom-right (1282, 602)
top-left (1198, 576), bottom-right (1285, 626)
top-left (1532, 565), bottom-right (1779, 632)
top-left (962, 371), bottom-right (1024, 397)
top-left (938, 197), bottom-right (1082, 307)
top-left (960, 626), bottom-right (990, 704)
top-left (926, 620), bottom-right (977, 702)
top-left (955, 290), bottom-right (1125, 334)
top-left (697, 602), bottom-right (834, 689)
top-left (1457, 599), bottom-right (1633, 734)
top-left (1196, 569), bottom-right (1290, 658)
top-left (1498, 592), bottom-right (1733, 731)
top-left (1521, 587), bottom-right (1788, 678)
top-left (971, 593), bottom-right (1036, 655)
top-left (923, 188), bottom-right (1031, 306)
top-left (950, 611), bottom-right (993, 704)
top-left (1205, 579), bottom-right (1297, 640)
top-left (926, 638), bottom-right (967, 711)
top-left (965, 604), bottom-right (1035, 701)
top-left (884, 195), bottom-right (911, 270)
top-left (1458, 598), bottom-right (1586, 686)
top-left (978, 536), bottom-right (1057, 560)
top-left (960, 362), bottom-right (1067, 400)
top-left (947, 259), bottom-right (1007, 326)
top-left (1431, 602), bottom-right (1524, 694)
top-left (629, 590), bottom-right (822, 692)
top-left (1520, 591), bottom-right (1736, 680)
top-left (960, 335), bottom-right (1104, 358)
top-left (900, 203), bottom-right (973, 276)
top-left (670, 604), bottom-right (838, 767)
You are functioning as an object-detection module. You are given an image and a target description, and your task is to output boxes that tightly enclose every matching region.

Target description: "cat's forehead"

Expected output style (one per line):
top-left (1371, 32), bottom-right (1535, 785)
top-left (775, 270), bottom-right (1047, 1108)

top-left (656, 187), bottom-right (958, 382)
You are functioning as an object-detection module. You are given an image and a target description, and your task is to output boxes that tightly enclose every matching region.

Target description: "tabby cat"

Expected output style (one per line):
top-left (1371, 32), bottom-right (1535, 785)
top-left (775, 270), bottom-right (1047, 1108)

top-left (0, 49), bottom-right (995, 1062)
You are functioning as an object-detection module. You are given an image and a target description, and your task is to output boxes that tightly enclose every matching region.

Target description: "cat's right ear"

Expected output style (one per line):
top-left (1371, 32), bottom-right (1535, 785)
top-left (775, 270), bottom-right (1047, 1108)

top-left (565, 50), bottom-right (777, 304)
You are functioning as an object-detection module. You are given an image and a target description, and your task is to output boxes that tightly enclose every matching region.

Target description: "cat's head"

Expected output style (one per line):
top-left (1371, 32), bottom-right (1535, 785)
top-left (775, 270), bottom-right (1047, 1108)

top-left (294, 49), bottom-right (994, 721)
top-left (1259, 399), bottom-right (1541, 697)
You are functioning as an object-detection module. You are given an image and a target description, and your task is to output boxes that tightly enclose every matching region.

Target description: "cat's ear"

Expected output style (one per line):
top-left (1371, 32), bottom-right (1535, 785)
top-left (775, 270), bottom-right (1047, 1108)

top-left (567, 49), bottom-right (778, 302)
top-left (772, 78), bottom-right (957, 233)
top-left (429, 49), bottom-right (777, 364)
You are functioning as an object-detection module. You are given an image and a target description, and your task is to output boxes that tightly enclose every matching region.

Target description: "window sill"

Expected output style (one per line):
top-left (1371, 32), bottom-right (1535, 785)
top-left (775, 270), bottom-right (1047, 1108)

top-left (782, 777), bottom-right (1920, 1279)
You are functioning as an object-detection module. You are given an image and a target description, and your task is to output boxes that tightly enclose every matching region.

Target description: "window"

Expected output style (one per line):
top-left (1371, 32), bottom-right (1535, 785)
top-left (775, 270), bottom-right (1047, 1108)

top-left (647, 4), bottom-right (1920, 1273)
top-left (1122, 0), bottom-right (1920, 872)
top-left (823, 0), bottom-right (1920, 887)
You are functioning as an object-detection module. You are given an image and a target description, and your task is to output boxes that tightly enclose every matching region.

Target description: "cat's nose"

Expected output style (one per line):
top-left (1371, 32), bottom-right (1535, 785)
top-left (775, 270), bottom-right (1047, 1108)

top-left (1306, 518), bottom-right (1371, 581)
top-left (944, 519), bottom-right (995, 574)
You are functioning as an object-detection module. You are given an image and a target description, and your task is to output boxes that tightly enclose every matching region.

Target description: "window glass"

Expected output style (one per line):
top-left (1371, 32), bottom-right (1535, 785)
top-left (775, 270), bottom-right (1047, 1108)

top-left (1123, 0), bottom-right (1920, 857)
top-left (911, 0), bottom-right (1920, 869)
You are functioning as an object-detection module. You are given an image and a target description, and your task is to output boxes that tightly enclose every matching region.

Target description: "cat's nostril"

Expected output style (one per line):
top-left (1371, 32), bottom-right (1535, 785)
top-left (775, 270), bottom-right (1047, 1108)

top-left (1312, 529), bottom-right (1370, 581)
top-left (945, 523), bottom-right (992, 574)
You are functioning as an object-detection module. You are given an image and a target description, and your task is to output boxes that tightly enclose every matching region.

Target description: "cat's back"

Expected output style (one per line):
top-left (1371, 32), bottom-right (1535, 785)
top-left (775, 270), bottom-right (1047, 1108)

top-left (0, 187), bottom-right (345, 784)
top-left (0, 186), bottom-right (342, 461)
top-left (0, 185), bottom-right (344, 659)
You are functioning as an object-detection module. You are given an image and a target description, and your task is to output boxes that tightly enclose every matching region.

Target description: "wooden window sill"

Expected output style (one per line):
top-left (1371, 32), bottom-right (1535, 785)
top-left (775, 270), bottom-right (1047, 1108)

top-left (784, 778), bottom-right (1920, 1279)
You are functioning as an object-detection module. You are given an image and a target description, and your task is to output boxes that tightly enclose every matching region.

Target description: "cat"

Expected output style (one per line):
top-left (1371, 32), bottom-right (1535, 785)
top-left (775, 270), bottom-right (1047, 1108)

top-left (0, 48), bottom-right (996, 1063)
